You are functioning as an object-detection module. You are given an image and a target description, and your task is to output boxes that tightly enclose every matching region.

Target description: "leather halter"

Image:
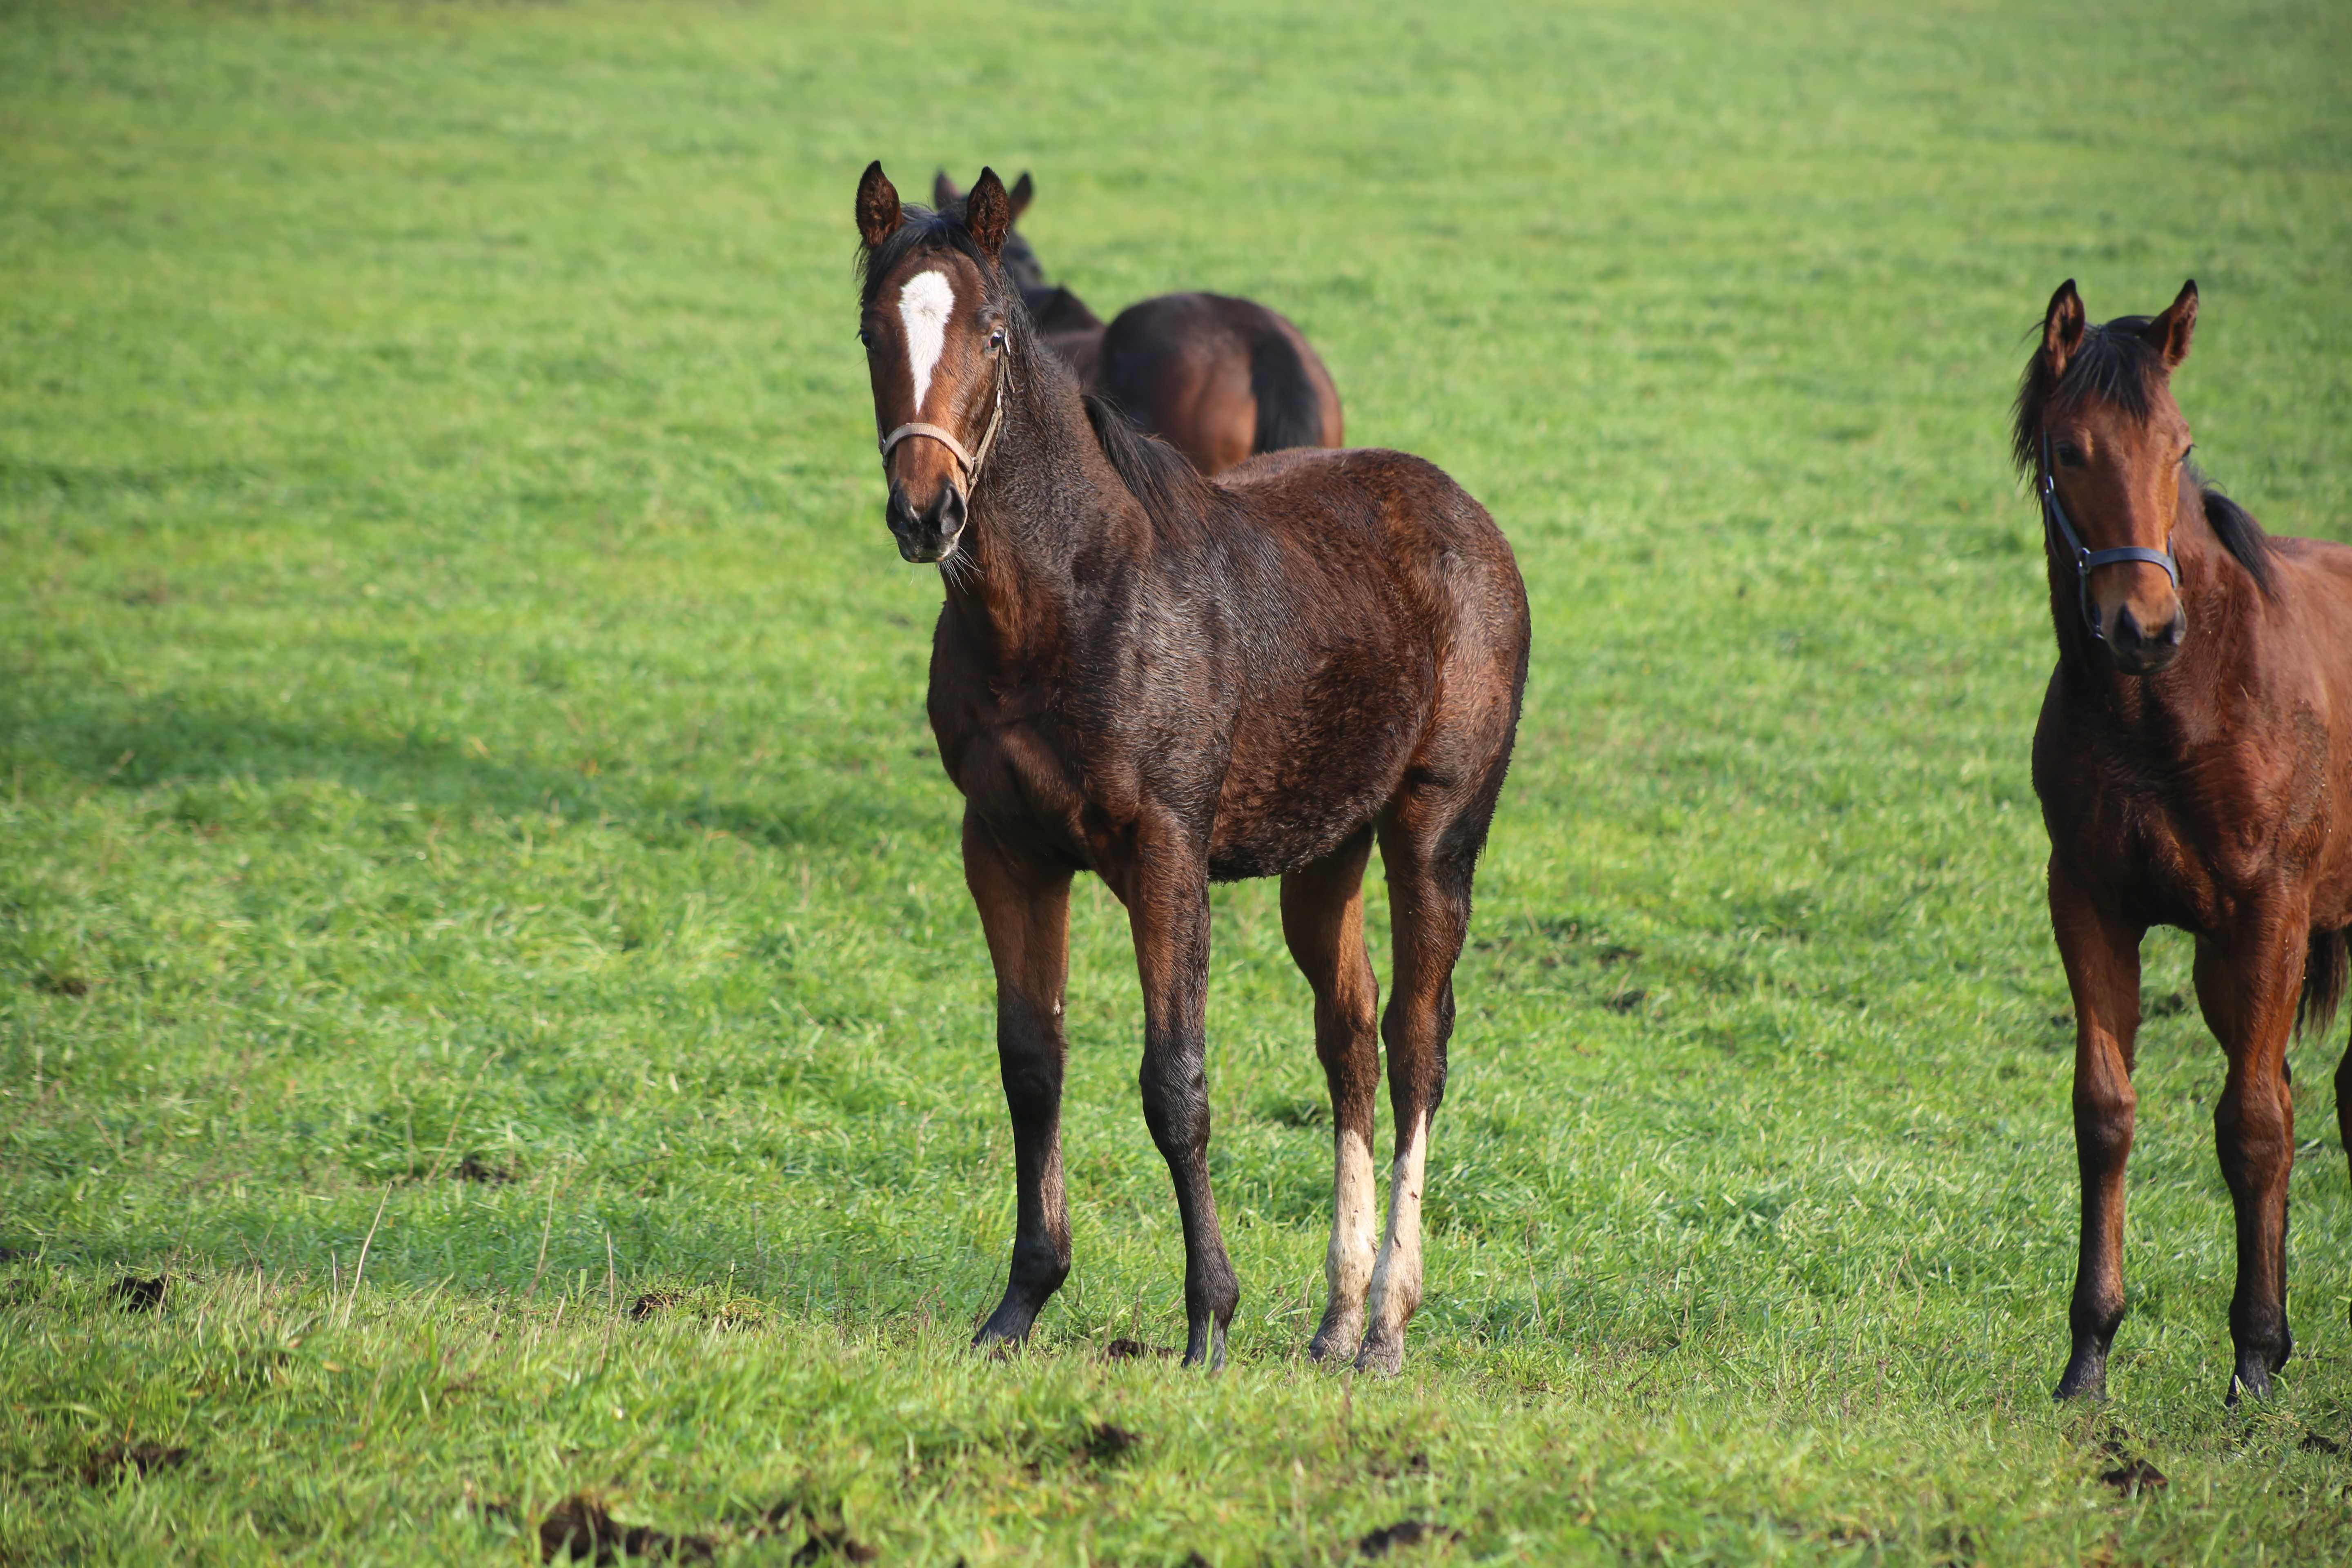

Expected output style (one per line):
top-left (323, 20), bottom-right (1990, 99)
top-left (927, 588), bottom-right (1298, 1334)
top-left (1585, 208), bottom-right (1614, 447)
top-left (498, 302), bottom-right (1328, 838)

top-left (2040, 430), bottom-right (2179, 641)
top-left (878, 359), bottom-right (1006, 488)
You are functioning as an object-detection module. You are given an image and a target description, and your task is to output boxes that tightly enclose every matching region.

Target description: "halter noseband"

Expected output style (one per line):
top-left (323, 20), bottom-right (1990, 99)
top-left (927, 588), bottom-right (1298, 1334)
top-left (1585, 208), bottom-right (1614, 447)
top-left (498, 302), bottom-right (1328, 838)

top-left (878, 359), bottom-right (1007, 490)
top-left (2040, 430), bottom-right (2180, 641)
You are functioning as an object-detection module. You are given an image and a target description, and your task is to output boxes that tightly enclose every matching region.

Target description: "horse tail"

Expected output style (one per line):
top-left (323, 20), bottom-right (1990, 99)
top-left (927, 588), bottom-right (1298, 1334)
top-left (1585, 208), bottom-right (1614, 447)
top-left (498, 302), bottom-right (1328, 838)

top-left (1249, 327), bottom-right (1324, 454)
top-left (2300, 926), bottom-right (2348, 1038)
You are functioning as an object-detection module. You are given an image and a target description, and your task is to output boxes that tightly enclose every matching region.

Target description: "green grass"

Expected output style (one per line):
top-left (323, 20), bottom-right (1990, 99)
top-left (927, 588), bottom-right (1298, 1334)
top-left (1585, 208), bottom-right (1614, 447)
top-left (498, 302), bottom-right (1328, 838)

top-left (4, 0), bottom-right (2352, 1559)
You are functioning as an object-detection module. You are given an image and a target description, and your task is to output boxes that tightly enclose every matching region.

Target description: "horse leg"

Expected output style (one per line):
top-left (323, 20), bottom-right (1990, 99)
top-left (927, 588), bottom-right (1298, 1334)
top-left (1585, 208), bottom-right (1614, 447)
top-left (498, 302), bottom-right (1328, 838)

top-left (2050, 859), bottom-right (2145, 1401)
top-left (2197, 921), bottom-right (2304, 1402)
top-left (963, 811), bottom-right (1076, 1350)
top-left (1356, 817), bottom-right (1478, 1377)
top-left (1128, 847), bottom-right (1238, 1368)
top-left (1280, 829), bottom-right (1380, 1362)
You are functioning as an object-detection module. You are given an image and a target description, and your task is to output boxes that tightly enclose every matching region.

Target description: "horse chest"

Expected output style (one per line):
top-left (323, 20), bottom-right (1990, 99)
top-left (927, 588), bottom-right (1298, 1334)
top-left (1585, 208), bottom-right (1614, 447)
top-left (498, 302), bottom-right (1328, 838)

top-left (2039, 710), bottom-right (2338, 931)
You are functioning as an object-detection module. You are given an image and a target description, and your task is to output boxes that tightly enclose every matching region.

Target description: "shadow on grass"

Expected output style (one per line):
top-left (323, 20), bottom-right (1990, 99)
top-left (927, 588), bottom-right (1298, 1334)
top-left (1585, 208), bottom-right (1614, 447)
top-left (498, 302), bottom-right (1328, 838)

top-left (1, 688), bottom-right (935, 855)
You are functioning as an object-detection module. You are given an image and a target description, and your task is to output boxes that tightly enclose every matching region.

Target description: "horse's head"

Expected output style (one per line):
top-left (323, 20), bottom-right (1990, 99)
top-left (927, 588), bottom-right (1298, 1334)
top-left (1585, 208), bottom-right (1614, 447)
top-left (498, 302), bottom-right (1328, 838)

top-left (2016, 278), bottom-right (2200, 675)
top-left (855, 162), bottom-right (1018, 564)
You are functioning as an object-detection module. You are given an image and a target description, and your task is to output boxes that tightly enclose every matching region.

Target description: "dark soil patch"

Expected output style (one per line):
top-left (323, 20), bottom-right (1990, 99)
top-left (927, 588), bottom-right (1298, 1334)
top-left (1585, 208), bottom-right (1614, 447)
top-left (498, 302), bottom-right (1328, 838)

top-left (539, 1495), bottom-right (713, 1563)
top-left (1084, 1423), bottom-right (1142, 1463)
top-left (111, 1275), bottom-right (167, 1312)
top-left (788, 1526), bottom-right (879, 1564)
top-left (0, 1247), bottom-right (34, 1264)
top-left (1604, 989), bottom-right (1647, 1013)
top-left (83, 1442), bottom-right (189, 1485)
top-left (2097, 1443), bottom-right (2167, 1495)
top-left (454, 1155), bottom-right (514, 1184)
top-left (1368, 1451), bottom-right (1430, 1479)
top-left (33, 973), bottom-right (92, 997)
top-left (1103, 1338), bottom-right (1175, 1361)
top-left (1597, 944), bottom-right (1642, 965)
top-left (2301, 1430), bottom-right (2344, 1454)
top-left (1359, 1519), bottom-right (1461, 1556)
top-left (629, 1291), bottom-right (680, 1321)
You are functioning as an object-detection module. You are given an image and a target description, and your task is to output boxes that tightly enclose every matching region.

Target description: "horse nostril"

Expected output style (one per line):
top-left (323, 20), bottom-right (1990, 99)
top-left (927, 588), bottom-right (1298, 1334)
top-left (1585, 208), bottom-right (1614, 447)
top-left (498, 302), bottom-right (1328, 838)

top-left (2162, 607), bottom-right (2186, 647)
top-left (932, 485), bottom-right (968, 539)
top-left (2110, 606), bottom-right (2143, 652)
top-left (886, 484), bottom-right (919, 535)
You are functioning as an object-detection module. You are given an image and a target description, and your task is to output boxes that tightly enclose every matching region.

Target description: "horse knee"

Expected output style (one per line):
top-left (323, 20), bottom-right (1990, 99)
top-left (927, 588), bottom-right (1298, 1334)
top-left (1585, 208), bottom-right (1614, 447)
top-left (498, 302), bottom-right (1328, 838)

top-left (2071, 1080), bottom-right (2136, 1167)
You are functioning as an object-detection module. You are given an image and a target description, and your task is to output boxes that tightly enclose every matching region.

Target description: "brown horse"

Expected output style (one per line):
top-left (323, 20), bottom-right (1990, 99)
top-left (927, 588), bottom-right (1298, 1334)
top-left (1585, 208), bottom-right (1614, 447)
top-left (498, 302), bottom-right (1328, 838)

top-left (933, 169), bottom-right (1343, 475)
top-left (2020, 278), bottom-right (2352, 1403)
top-left (858, 164), bottom-right (1527, 1372)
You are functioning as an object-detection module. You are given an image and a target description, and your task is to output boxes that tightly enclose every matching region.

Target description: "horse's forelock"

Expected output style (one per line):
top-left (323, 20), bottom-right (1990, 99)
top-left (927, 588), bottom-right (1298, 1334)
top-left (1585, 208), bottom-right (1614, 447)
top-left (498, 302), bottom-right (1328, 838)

top-left (857, 205), bottom-right (1014, 317)
top-left (2010, 317), bottom-right (2167, 476)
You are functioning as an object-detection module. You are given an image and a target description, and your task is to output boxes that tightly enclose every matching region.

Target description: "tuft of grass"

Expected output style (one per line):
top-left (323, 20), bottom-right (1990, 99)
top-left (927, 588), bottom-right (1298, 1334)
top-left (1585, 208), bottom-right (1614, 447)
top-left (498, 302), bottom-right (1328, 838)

top-left (3, 0), bottom-right (2350, 1561)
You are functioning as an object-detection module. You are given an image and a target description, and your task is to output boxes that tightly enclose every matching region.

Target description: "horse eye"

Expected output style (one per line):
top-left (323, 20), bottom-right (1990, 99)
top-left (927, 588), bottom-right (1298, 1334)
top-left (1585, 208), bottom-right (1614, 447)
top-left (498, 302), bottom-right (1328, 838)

top-left (857, 328), bottom-right (873, 349)
top-left (2054, 442), bottom-right (2085, 468)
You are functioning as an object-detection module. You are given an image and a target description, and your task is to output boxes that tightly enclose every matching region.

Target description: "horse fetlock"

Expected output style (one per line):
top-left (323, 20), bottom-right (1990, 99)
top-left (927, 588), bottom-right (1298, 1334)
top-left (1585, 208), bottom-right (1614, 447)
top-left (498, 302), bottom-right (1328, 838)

top-left (2053, 1345), bottom-right (2110, 1402)
top-left (1308, 1299), bottom-right (1365, 1362)
top-left (1353, 1323), bottom-right (1408, 1378)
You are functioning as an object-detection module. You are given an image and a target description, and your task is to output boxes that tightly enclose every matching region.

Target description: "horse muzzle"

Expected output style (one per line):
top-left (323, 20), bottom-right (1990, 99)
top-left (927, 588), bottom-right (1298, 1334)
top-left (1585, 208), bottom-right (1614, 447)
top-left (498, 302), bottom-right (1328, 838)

top-left (886, 480), bottom-right (968, 564)
top-left (2105, 601), bottom-right (2186, 675)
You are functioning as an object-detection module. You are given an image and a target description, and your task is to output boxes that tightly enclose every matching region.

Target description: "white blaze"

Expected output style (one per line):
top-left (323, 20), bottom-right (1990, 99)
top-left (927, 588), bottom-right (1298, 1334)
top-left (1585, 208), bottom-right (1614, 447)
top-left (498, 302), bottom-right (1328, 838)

top-left (898, 269), bottom-right (955, 414)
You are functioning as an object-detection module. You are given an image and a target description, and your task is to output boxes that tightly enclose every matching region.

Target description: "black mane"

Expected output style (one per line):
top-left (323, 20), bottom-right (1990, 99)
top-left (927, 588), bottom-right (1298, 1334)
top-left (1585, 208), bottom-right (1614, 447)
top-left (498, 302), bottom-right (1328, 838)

top-left (1082, 390), bottom-right (1214, 533)
top-left (2012, 314), bottom-right (2275, 598)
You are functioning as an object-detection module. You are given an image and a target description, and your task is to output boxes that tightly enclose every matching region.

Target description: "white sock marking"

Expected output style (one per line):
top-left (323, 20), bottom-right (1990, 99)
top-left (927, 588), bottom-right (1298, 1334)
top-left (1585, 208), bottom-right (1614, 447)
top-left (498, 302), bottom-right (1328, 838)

top-left (898, 269), bottom-right (955, 414)
top-left (1365, 1112), bottom-right (1428, 1344)
top-left (1328, 1126), bottom-right (1377, 1307)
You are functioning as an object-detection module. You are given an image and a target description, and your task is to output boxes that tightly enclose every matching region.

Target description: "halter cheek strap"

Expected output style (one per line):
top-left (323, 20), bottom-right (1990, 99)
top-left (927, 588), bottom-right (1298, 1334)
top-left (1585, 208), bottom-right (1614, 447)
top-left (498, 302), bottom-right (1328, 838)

top-left (878, 366), bottom-right (1006, 487)
top-left (2040, 430), bottom-right (2180, 641)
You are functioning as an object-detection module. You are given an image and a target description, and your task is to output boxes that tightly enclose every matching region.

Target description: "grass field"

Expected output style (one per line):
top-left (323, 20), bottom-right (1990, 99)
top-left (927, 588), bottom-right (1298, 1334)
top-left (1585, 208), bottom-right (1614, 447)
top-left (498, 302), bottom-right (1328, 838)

top-left (4, 0), bottom-right (2352, 1560)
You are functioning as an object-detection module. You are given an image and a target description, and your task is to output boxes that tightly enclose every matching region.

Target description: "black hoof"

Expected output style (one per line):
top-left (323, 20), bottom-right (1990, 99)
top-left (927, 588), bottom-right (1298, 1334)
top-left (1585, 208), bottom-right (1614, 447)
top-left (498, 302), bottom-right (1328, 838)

top-left (2054, 1353), bottom-right (2109, 1403)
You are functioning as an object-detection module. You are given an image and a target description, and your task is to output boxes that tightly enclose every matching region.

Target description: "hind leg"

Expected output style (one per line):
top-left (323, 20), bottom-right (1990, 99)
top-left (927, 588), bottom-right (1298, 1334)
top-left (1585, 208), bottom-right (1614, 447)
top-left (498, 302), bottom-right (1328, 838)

top-left (1281, 830), bottom-right (1380, 1362)
top-left (1356, 810), bottom-right (1486, 1377)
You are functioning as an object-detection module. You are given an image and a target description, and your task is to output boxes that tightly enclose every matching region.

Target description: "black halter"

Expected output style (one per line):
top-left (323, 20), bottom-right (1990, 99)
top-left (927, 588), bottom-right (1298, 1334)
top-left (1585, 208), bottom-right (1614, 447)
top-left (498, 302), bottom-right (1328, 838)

top-left (2040, 430), bottom-right (2179, 640)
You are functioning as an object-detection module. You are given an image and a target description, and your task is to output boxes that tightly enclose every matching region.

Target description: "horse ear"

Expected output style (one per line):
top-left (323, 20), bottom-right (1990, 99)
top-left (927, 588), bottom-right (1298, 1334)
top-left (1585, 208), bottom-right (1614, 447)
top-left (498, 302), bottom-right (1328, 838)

top-left (965, 167), bottom-right (1011, 261)
top-left (2141, 279), bottom-right (2197, 371)
top-left (857, 161), bottom-right (903, 250)
top-left (2042, 278), bottom-right (2086, 379)
top-left (1009, 172), bottom-right (1035, 222)
top-left (932, 169), bottom-right (963, 209)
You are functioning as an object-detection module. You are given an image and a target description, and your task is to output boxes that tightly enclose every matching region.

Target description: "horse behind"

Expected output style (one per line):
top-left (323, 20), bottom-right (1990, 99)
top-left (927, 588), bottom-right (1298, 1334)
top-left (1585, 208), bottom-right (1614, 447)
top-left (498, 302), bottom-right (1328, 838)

top-left (2021, 278), bottom-right (2352, 1403)
top-left (934, 169), bottom-right (1344, 475)
top-left (861, 164), bottom-right (1527, 1372)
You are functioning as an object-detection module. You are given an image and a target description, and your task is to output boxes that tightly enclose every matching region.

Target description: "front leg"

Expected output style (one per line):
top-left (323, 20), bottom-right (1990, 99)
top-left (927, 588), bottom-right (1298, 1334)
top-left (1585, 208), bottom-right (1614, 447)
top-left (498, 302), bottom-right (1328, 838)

top-left (2197, 921), bottom-right (2305, 1403)
top-left (2049, 859), bottom-right (2146, 1401)
top-left (1125, 840), bottom-right (1239, 1369)
top-left (963, 811), bottom-right (1077, 1350)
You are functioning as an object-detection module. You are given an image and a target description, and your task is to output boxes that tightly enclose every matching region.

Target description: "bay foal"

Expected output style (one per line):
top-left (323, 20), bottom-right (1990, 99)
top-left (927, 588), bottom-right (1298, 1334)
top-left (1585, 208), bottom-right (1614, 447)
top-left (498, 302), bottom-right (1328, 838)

top-left (2023, 279), bottom-right (2352, 1402)
top-left (855, 164), bottom-right (1527, 1372)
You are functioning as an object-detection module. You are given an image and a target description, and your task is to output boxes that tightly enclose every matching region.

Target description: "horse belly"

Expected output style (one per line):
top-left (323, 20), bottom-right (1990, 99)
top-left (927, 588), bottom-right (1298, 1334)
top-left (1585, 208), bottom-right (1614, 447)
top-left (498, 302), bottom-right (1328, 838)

top-left (1207, 711), bottom-right (1418, 881)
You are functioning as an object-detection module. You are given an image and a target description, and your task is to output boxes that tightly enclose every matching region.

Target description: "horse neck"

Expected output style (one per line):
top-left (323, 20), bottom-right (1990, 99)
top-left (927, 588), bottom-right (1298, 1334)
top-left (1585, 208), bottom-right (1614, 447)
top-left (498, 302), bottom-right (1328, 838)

top-left (946, 348), bottom-right (1142, 665)
top-left (2051, 481), bottom-right (2250, 738)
